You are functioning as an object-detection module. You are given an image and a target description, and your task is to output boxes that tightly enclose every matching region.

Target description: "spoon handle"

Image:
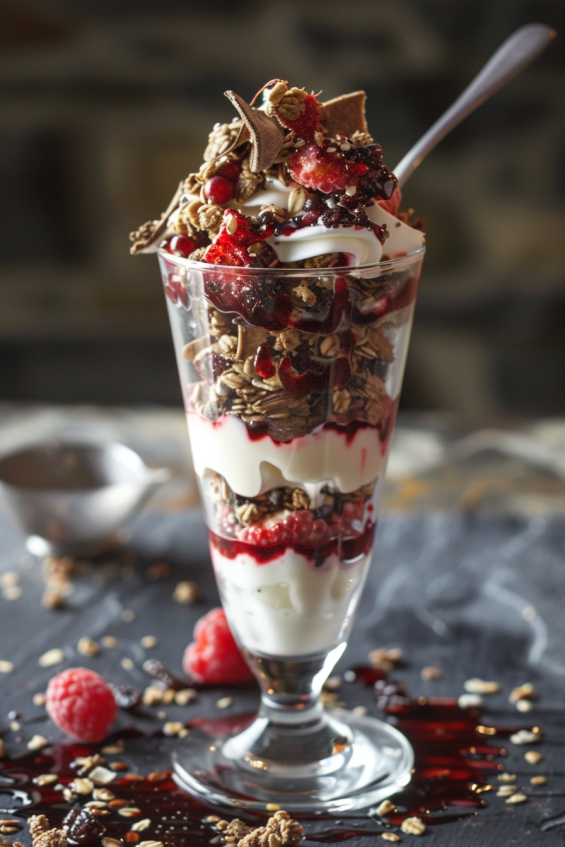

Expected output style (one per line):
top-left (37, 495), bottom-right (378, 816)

top-left (393, 23), bottom-right (556, 186)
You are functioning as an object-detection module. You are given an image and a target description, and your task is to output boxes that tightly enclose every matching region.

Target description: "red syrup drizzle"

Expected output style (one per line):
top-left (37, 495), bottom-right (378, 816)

top-left (208, 521), bottom-right (376, 567)
top-left (0, 675), bottom-right (536, 845)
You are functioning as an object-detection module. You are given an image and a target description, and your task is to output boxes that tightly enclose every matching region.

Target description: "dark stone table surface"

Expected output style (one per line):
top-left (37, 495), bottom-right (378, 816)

top-left (1, 405), bottom-right (565, 846)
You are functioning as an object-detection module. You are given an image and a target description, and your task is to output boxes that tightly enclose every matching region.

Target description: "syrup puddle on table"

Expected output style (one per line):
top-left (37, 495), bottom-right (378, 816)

top-left (0, 667), bottom-right (537, 845)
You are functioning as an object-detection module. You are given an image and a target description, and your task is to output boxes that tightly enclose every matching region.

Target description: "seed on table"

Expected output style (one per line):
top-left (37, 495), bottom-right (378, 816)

top-left (174, 689), bottom-right (197, 706)
top-left (138, 842), bottom-right (164, 847)
top-left (506, 792), bottom-right (528, 804)
top-left (216, 697), bottom-right (232, 709)
top-left (101, 637), bottom-right (118, 648)
top-left (122, 610), bottom-right (135, 622)
top-left (525, 751), bottom-right (543, 764)
top-left (510, 729), bottom-right (542, 745)
top-left (140, 636), bottom-right (158, 649)
top-left (121, 658), bottom-right (134, 671)
top-left (265, 804), bottom-right (280, 812)
top-left (497, 773), bottom-right (517, 782)
top-left (173, 581), bottom-right (199, 605)
top-left (497, 785), bottom-right (517, 797)
top-left (109, 800), bottom-right (130, 809)
top-left (10, 722), bottom-right (20, 731)
top-left (376, 799), bottom-right (396, 816)
top-left (509, 683), bottom-right (536, 703)
top-left (421, 666), bottom-right (443, 680)
top-left (33, 774), bottom-right (58, 786)
top-left (118, 808), bottom-right (142, 818)
top-left (0, 572), bottom-right (20, 587)
top-left (146, 771), bottom-right (169, 783)
top-left (516, 699), bottom-right (533, 713)
top-left (381, 835), bottom-right (400, 843)
top-left (77, 637), bottom-right (100, 657)
top-left (93, 788), bottom-right (115, 801)
top-left (458, 693), bottom-right (483, 709)
top-left (0, 661), bottom-right (14, 673)
top-left (89, 766), bottom-right (116, 785)
top-left (70, 777), bottom-right (94, 794)
top-left (463, 678), bottom-right (500, 694)
top-left (33, 692), bottom-right (47, 707)
top-left (39, 648), bottom-right (65, 667)
top-left (27, 735), bottom-right (48, 751)
top-left (102, 839), bottom-right (123, 847)
top-left (131, 819), bottom-right (151, 832)
top-left (109, 762), bottom-right (129, 772)
top-left (531, 776), bottom-right (547, 786)
top-left (163, 722), bottom-right (185, 737)
top-left (401, 817), bottom-right (426, 835)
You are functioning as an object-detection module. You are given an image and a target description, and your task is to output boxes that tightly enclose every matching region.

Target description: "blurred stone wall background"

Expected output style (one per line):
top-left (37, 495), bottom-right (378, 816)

top-left (0, 0), bottom-right (563, 415)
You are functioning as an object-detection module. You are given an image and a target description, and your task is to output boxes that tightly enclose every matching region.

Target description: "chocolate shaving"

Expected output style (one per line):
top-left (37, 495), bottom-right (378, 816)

top-left (321, 91), bottom-right (368, 138)
top-left (129, 180), bottom-right (183, 255)
top-left (224, 90), bottom-right (285, 173)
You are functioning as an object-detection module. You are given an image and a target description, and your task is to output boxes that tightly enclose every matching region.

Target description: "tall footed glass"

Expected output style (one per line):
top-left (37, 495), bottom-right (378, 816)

top-left (159, 247), bottom-right (425, 812)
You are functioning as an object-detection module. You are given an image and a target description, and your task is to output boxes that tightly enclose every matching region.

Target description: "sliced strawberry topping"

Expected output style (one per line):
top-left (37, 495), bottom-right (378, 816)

top-left (288, 143), bottom-right (368, 194)
top-left (277, 93), bottom-right (322, 142)
top-left (203, 211), bottom-right (258, 267)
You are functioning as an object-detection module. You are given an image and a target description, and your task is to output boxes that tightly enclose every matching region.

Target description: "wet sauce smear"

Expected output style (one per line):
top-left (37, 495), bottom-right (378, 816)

top-left (0, 670), bottom-right (528, 845)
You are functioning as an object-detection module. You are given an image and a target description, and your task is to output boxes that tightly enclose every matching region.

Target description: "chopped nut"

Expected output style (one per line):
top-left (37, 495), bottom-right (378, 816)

top-left (27, 735), bottom-right (49, 751)
top-left (77, 637), bottom-right (100, 657)
top-left (33, 774), bottom-right (58, 786)
top-left (497, 773), bottom-right (516, 782)
top-left (93, 789), bottom-right (115, 801)
top-left (130, 820), bottom-right (151, 832)
top-left (101, 636), bottom-right (118, 648)
top-left (0, 661), bottom-right (14, 673)
top-left (381, 835), bottom-right (400, 843)
top-left (70, 778), bottom-right (94, 795)
top-left (376, 800), bottom-right (396, 816)
top-left (102, 839), bottom-right (123, 847)
top-left (510, 729), bottom-right (542, 745)
top-left (140, 636), bottom-right (157, 650)
top-left (163, 722), bottom-right (185, 737)
top-left (525, 750), bottom-right (543, 764)
top-left (421, 666), bottom-right (443, 680)
top-left (33, 692), bottom-right (47, 707)
top-left (173, 581), bottom-right (199, 605)
top-left (109, 762), bottom-right (129, 772)
top-left (216, 697), bottom-right (233, 709)
top-left (142, 686), bottom-right (164, 706)
top-left (10, 721), bottom-right (20, 731)
top-left (530, 775), bottom-right (547, 785)
top-left (509, 683), bottom-right (536, 703)
top-left (238, 810), bottom-right (302, 847)
top-left (463, 678), bottom-right (500, 695)
top-left (400, 817), bottom-right (425, 835)
top-left (73, 754), bottom-right (105, 774)
top-left (292, 281), bottom-right (316, 307)
top-left (505, 793), bottom-right (528, 804)
top-left (89, 767), bottom-right (116, 785)
top-left (146, 771), bottom-right (169, 784)
top-left (38, 649), bottom-right (64, 668)
top-left (368, 648), bottom-right (403, 673)
top-left (174, 689), bottom-right (197, 706)
top-left (458, 693), bottom-right (483, 709)
top-left (121, 658), bottom-right (134, 671)
top-left (117, 808), bottom-right (141, 819)
top-left (0, 572), bottom-right (20, 587)
top-left (138, 842), bottom-right (164, 847)
top-left (516, 699), bottom-right (533, 713)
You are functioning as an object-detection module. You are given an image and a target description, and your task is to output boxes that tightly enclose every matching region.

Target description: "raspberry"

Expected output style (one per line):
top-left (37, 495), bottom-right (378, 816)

top-left (203, 176), bottom-right (234, 205)
top-left (46, 668), bottom-right (118, 742)
top-left (183, 607), bottom-right (254, 685)
top-left (288, 143), bottom-right (368, 194)
top-left (276, 93), bottom-right (321, 142)
top-left (203, 211), bottom-right (259, 267)
top-left (239, 510), bottom-right (332, 547)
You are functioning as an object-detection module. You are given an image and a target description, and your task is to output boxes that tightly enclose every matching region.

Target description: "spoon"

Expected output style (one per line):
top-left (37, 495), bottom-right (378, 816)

top-left (393, 23), bottom-right (556, 186)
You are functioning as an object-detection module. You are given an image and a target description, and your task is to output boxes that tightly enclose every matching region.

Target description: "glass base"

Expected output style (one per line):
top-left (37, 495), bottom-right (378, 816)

top-left (172, 707), bottom-right (413, 813)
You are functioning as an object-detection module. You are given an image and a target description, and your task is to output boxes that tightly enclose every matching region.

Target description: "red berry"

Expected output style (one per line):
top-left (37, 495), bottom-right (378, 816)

top-left (165, 234), bottom-right (196, 258)
top-left (276, 93), bottom-right (321, 142)
top-left (183, 607), bottom-right (254, 685)
top-left (254, 344), bottom-right (275, 379)
top-left (218, 160), bottom-right (241, 182)
top-left (203, 176), bottom-right (234, 205)
top-left (289, 143), bottom-right (368, 194)
top-left (46, 668), bottom-right (118, 742)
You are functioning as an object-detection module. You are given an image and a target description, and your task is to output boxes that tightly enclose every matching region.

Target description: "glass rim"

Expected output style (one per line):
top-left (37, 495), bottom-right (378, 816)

top-left (157, 244), bottom-right (425, 276)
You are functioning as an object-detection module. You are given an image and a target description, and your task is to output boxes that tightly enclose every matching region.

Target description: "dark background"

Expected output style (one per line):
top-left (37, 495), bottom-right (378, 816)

top-left (1, 0), bottom-right (564, 416)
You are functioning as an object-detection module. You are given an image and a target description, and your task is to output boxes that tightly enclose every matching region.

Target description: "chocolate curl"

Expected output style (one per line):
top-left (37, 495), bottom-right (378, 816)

top-left (129, 180), bottom-right (183, 254)
top-left (321, 91), bottom-right (368, 138)
top-left (224, 90), bottom-right (285, 173)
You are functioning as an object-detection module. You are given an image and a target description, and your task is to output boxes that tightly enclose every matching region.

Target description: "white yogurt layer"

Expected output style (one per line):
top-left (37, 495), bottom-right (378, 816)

top-left (212, 544), bottom-right (371, 656)
top-left (239, 178), bottom-right (424, 265)
top-left (187, 412), bottom-right (387, 499)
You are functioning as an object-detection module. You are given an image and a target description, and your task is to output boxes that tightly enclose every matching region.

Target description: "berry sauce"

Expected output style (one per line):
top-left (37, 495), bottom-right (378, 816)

top-left (0, 674), bottom-right (525, 843)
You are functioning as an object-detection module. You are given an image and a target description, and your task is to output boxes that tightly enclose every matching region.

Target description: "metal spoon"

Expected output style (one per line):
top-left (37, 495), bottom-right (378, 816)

top-left (394, 23), bottom-right (556, 186)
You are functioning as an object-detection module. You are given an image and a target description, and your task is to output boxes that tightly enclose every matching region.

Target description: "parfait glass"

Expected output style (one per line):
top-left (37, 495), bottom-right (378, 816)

top-left (159, 246), bottom-right (425, 812)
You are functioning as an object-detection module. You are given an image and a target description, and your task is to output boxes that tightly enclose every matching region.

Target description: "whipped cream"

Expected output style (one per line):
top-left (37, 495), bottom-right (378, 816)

top-left (187, 412), bottom-right (388, 498)
top-left (238, 178), bottom-right (424, 265)
top-left (213, 545), bottom-right (371, 656)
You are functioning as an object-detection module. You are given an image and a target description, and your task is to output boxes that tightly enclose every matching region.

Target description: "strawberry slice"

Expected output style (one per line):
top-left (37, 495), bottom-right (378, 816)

top-left (288, 143), bottom-right (368, 194)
